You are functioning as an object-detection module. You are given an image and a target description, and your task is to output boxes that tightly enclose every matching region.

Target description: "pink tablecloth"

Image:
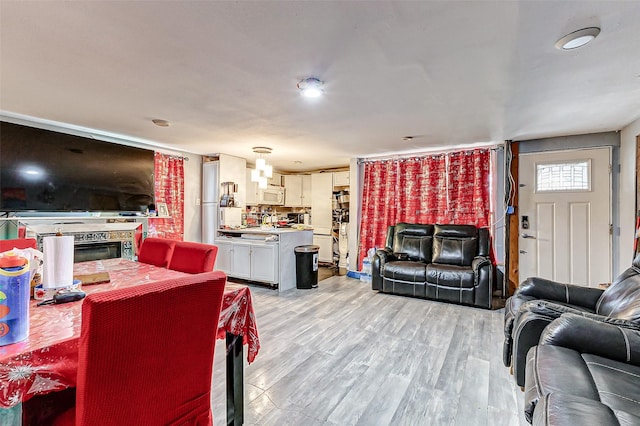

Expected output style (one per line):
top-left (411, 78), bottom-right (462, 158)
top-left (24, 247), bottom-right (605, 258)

top-left (0, 258), bottom-right (259, 408)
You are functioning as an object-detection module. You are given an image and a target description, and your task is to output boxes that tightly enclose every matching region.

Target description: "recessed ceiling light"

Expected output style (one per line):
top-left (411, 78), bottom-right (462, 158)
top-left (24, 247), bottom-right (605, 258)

top-left (152, 119), bottom-right (170, 127)
top-left (402, 136), bottom-right (414, 141)
top-left (555, 27), bottom-right (600, 50)
top-left (297, 78), bottom-right (324, 98)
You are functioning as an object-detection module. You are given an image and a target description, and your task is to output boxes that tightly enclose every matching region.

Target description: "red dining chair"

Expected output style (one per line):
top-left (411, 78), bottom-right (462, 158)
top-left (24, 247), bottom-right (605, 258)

top-left (0, 238), bottom-right (37, 252)
top-left (137, 237), bottom-right (176, 267)
top-left (51, 271), bottom-right (227, 426)
top-left (168, 241), bottom-right (218, 274)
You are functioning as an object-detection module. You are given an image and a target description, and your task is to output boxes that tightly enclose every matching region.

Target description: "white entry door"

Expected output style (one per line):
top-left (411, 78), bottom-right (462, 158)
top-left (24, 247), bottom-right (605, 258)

top-left (518, 148), bottom-right (611, 287)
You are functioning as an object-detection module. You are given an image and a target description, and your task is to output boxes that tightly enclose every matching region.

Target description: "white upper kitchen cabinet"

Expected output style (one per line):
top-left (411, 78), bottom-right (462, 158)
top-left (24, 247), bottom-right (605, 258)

top-left (218, 154), bottom-right (247, 208)
top-left (246, 168), bottom-right (259, 205)
top-left (311, 172), bottom-right (333, 235)
top-left (284, 175), bottom-right (303, 207)
top-left (301, 175), bottom-right (312, 207)
top-left (333, 170), bottom-right (349, 187)
top-left (268, 171), bottom-right (283, 186)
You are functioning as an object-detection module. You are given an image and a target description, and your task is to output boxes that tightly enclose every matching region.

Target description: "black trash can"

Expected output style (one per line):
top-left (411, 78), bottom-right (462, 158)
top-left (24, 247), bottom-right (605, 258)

top-left (295, 245), bottom-right (320, 289)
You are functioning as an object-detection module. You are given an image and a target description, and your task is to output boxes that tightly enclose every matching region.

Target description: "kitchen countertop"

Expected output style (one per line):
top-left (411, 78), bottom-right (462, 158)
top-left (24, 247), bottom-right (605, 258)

top-left (218, 227), bottom-right (312, 235)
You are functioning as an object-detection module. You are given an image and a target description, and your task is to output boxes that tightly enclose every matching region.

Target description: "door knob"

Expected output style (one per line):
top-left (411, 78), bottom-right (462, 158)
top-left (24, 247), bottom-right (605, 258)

top-left (521, 233), bottom-right (536, 239)
top-left (519, 250), bottom-right (527, 254)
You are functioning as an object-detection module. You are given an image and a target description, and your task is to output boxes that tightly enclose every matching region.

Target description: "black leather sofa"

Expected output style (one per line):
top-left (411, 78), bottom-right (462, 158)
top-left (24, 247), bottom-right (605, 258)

top-left (371, 223), bottom-right (493, 309)
top-left (524, 313), bottom-right (640, 424)
top-left (503, 253), bottom-right (640, 386)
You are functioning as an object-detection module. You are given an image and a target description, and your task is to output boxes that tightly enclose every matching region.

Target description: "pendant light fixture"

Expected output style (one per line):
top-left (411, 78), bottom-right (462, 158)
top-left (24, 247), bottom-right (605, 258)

top-left (250, 147), bottom-right (273, 189)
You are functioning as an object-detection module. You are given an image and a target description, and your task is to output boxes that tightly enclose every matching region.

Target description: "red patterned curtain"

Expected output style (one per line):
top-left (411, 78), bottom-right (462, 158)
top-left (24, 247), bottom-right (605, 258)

top-left (149, 152), bottom-right (184, 240)
top-left (358, 148), bottom-right (491, 266)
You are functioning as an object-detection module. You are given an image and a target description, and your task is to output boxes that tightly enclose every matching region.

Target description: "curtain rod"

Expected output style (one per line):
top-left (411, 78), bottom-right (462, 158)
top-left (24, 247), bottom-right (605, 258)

top-left (358, 144), bottom-right (503, 164)
top-left (158, 152), bottom-right (190, 161)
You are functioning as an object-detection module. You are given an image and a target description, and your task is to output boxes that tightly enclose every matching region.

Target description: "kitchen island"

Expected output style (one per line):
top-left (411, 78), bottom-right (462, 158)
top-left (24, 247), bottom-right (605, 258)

top-left (215, 227), bottom-right (313, 291)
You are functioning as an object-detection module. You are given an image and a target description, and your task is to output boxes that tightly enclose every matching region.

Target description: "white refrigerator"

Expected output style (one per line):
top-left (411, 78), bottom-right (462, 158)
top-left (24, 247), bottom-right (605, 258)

top-left (202, 161), bottom-right (242, 244)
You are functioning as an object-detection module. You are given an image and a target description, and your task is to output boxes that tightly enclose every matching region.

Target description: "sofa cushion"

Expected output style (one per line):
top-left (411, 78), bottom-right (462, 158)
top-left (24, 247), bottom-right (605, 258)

top-left (583, 353), bottom-right (640, 417)
top-left (526, 345), bottom-right (640, 422)
top-left (392, 223), bottom-right (433, 262)
top-left (533, 392), bottom-right (636, 426)
top-left (432, 224), bottom-right (477, 266)
top-left (426, 264), bottom-right (475, 288)
top-left (383, 261), bottom-right (427, 282)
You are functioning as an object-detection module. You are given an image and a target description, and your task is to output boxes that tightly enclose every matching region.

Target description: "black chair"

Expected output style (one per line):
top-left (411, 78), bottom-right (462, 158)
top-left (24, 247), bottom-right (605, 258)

top-left (503, 253), bottom-right (640, 386)
top-left (524, 312), bottom-right (640, 424)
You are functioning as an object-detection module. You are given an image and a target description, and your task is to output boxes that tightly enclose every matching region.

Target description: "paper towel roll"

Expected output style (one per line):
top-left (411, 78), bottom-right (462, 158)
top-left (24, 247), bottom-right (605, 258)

top-left (43, 235), bottom-right (75, 288)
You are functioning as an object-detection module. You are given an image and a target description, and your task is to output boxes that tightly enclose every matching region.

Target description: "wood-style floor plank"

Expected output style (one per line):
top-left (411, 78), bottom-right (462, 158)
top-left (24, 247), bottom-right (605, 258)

top-left (211, 275), bottom-right (528, 425)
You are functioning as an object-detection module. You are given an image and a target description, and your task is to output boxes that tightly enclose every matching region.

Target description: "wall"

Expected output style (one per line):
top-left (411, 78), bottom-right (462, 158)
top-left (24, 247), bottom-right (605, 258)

top-left (183, 153), bottom-right (203, 243)
top-left (348, 158), bottom-right (360, 272)
top-left (619, 116), bottom-right (640, 273)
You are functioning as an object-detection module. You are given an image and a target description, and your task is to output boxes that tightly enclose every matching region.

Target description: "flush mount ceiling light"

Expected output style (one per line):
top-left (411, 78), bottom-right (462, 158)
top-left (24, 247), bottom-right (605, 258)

top-left (297, 77), bottom-right (324, 98)
top-left (152, 119), bottom-right (170, 127)
top-left (251, 146), bottom-right (273, 188)
top-left (555, 27), bottom-right (600, 50)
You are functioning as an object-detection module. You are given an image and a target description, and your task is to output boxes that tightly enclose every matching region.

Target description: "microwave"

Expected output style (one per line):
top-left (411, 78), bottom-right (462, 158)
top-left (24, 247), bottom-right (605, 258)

top-left (258, 186), bottom-right (285, 205)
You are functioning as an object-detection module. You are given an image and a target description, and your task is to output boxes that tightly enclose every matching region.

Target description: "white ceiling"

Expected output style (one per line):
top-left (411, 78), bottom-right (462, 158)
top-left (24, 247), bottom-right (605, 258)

top-left (1, 1), bottom-right (640, 172)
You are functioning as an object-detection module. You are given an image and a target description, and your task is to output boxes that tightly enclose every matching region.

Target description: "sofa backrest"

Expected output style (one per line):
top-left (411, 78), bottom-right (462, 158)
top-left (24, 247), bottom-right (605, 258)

top-left (596, 253), bottom-right (640, 320)
top-left (390, 223), bottom-right (434, 262)
top-left (432, 224), bottom-right (479, 266)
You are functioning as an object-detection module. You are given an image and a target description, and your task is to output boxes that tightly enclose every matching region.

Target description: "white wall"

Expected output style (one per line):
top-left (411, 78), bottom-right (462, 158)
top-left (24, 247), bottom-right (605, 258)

top-left (182, 153), bottom-right (203, 242)
top-left (619, 116), bottom-right (640, 273)
top-left (348, 158), bottom-right (360, 272)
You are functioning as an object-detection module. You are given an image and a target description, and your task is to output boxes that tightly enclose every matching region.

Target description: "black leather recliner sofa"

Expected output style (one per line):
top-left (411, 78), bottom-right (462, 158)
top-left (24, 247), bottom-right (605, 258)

top-left (371, 223), bottom-right (493, 309)
top-left (524, 313), bottom-right (640, 425)
top-left (503, 253), bottom-right (640, 386)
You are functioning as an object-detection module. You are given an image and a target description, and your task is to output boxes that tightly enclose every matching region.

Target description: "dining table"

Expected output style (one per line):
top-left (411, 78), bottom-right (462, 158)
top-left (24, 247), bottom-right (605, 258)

top-left (0, 257), bottom-right (259, 426)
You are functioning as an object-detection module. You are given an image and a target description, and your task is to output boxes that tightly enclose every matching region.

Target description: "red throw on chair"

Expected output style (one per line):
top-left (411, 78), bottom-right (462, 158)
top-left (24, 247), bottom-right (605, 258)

top-left (51, 271), bottom-right (227, 426)
top-left (168, 241), bottom-right (218, 274)
top-left (137, 237), bottom-right (176, 267)
top-left (0, 238), bottom-right (37, 252)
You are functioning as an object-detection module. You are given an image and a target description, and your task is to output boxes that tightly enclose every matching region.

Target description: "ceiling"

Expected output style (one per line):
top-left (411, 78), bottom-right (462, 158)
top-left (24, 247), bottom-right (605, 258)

top-left (1, 1), bottom-right (640, 172)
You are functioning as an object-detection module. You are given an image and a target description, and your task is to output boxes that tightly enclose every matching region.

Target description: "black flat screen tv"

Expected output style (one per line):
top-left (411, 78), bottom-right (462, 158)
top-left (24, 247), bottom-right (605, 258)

top-left (0, 121), bottom-right (155, 212)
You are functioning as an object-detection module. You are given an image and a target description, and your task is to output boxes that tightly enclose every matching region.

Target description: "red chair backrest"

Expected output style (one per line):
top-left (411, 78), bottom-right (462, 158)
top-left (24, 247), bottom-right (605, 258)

top-left (137, 237), bottom-right (176, 267)
top-left (0, 238), bottom-right (37, 252)
top-left (168, 241), bottom-right (218, 274)
top-left (75, 271), bottom-right (227, 425)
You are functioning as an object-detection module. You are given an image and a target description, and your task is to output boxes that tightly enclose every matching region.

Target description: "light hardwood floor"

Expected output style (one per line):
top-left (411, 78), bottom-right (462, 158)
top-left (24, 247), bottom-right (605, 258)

top-left (211, 275), bottom-right (528, 425)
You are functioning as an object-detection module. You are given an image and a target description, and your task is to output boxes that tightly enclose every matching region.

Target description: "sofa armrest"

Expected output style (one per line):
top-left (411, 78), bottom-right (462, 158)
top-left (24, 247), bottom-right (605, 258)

top-left (471, 255), bottom-right (491, 271)
top-left (372, 248), bottom-right (395, 291)
top-left (471, 256), bottom-right (492, 309)
top-left (374, 248), bottom-right (395, 264)
top-left (510, 300), bottom-right (596, 386)
top-left (540, 312), bottom-right (640, 365)
top-left (516, 277), bottom-right (603, 309)
top-left (516, 299), bottom-right (595, 320)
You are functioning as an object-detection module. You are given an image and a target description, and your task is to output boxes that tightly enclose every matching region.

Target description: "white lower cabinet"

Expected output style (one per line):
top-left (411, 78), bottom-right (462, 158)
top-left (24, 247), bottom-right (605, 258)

top-left (216, 241), bottom-right (233, 274)
top-left (216, 240), bottom-right (278, 284)
top-left (313, 234), bottom-right (333, 263)
top-left (250, 243), bottom-right (279, 283)
top-left (231, 242), bottom-right (252, 279)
